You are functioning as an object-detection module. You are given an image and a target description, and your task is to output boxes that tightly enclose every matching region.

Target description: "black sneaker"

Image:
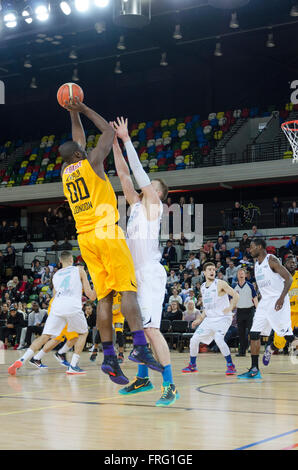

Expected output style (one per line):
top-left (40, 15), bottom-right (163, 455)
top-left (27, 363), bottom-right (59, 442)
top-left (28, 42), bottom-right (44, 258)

top-left (119, 377), bottom-right (154, 395)
top-left (29, 358), bottom-right (48, 369)
top-left (54, 351), bottom-right (70, 367)
top-left (101, 355), bottom-right (129, 385)
top-left (90, 350), bottom-right (98, 362)
top-left (128, 345), bottom-right (164, 373)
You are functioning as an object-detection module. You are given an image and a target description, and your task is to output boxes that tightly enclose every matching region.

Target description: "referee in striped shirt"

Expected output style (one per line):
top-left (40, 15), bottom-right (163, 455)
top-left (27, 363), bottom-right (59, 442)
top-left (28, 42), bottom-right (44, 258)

top-left (234, 268), bottom-right (258, 357)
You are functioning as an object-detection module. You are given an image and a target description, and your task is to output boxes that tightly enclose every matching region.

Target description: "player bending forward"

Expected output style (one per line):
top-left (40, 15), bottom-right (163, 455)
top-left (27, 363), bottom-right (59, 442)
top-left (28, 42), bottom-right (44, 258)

top-left (182, 262), bottom-right (239, 376)
top-left (8, 251), bottom-right (96, 375)
top-left (112, 117), bottom-right (178, 407)
top-left (238, 239), bottom-right (294, 379)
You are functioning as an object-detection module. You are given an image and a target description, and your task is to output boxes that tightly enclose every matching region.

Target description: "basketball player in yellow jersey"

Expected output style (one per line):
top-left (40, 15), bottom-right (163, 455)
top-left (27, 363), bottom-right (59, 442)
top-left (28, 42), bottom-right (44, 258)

top-left (273, 255), bottom-right (298, 351)
top-left (58, 98), bottom-right (163, 385)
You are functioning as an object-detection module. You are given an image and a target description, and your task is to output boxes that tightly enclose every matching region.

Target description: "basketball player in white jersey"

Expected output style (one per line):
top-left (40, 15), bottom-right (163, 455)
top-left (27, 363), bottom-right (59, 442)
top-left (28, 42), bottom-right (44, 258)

top-left (182, 262), bottom-right (239, 375)
top-left (111, 117), bottom-right (178, 407)
top-left (238, 239), bottom-right (293, 379)
top-left (8, 251), bottom-right (96, 376)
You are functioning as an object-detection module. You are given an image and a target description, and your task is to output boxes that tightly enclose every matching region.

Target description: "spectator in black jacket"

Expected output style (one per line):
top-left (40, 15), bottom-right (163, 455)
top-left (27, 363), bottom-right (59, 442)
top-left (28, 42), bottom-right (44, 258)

top-left (23, 240), bottom-right (35, 253)
top-left (0, 220), bottom-right (10, 243)
top-left (162, 240), bottom-right (176, 264)
top-left (0, 305), bottom-right (24, 348)
top-left (4, 247), bottom-right (15, 268)
top-left (59, 237), bottom-right (73, 251)
top-left (239, 233), bottom-right (250, 253)
top-left (232, 201), bottom-right (244, 227)
top-left (164, 301), bottom-right (183, 321)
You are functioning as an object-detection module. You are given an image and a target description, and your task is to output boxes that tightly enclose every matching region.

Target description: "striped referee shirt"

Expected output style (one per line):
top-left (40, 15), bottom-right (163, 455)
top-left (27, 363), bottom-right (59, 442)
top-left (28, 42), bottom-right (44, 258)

top-left (234, 281), bottom-right (257, 309)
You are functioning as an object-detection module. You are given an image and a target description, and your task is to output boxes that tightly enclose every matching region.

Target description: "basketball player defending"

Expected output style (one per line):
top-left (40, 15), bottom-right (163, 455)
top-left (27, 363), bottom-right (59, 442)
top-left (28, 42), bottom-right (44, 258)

top-left (272, 255), bottom-right (298, 355)
top-left (182, 262), bottom-right (239, 375)
top-left (112, 117), bottom-right (178, 406)
top-left (8, 251), bottom-right (95, 375)
top-left (59, 99), bottom-right (163, 385)
top-left (238, 239), bottom-right (294, 379)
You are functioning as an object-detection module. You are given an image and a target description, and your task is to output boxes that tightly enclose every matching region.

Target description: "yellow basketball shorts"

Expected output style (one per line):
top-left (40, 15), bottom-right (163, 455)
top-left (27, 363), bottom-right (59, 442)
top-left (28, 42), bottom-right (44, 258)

top-left (78, 225), bottom-right (137, 301)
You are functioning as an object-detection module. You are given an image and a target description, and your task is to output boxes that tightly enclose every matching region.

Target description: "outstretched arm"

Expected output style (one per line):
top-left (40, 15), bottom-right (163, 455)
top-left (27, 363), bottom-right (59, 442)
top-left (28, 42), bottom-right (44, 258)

top-left (70, 110), bottom-right (86, 149)
top-left (111, 127), bottom-right (139, 206)
top-left (66, 99), bottom-right (115, 178)
top-left (113, 117), bottom-right (160, 206)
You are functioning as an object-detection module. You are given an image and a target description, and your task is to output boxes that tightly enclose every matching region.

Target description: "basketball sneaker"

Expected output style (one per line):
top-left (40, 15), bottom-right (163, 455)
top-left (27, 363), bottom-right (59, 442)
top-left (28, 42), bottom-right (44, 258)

top-left (90, 351), bottom-right (98, 362)
top-left (66, 365), bottom-right (86, 375)
top-left (8, 360), bottom-right (23, 376)
top-left (128, 345), bottom-right (163, 372)
top-left (225, 364), bottom-right (237, 375)
top-left (182, 363), bottom-right (198, 373)
top-left (237, 368), bottom-right (262, 379)
top-left (119, 377), bottom-right (154, 395)
top-left (117, 353), bottom-right (124, 364)
top-left (101, 355), bottom-right (129, 385)
top-left (29, 358), bottom-right (48, 369)
top-left (54, 351), bottom-right (70, 368)
top-left (262, 346), bottom-right (273, 366)
top-left (155, 384), bottom-right (180, 407)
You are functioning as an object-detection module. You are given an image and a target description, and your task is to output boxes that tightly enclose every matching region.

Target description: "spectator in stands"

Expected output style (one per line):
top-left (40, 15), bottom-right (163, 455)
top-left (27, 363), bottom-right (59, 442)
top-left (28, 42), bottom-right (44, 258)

top-left (66, 215), bottom-right (76, 239)
top-left (0, 305), bottom-right (24, 349)
top-left (23, 301), bottom-right (47, 348)
top-left (177, 264), bottom-right (186, 280)
top-left (0, 303), bottom-right (9, 323)
top-left (191, 268), bottom-right (200, 288)
top-left (226, 261), bottom-right (239, 285)
top-left (251, 225), bottom-right (263, 239)
top-left (185, 252), bottom-right (200, 270)
top-left (84, 302), bottom-right (97, 345)
top-left (168, 287), bottom-right (183, 306)
top-left (287, 201), bottom-right (298, 227)
top-left (164, 301), bottom-right (182, 321)
top-left (50, 240), bottom-right (60, 252)
top-left (272, 196), bottom-right (283, 228)
top-left (167, 269), bottom-right (179, 286)
top-left (59, 237), bottom-right (73, 251)
top-left (239, 233), bottom-right (250, 253)
top-left (286, 235), bottom-right (298, 254)
top-left (230, 247), bottom-right (242, 263)
top-left (31, 260), bottom-right (43, 279)
top-left (178, 232), bottom-right (188, 247)
top-left (184, 288), bottom-right (197, 306)
top-left (219, 243), bottom-right (231, 259)
top-left (219, 229), bottom-right (229, 243)
top-left (162, 240), bottom-right (176, 264)
top-left (4, 247), bottom-right (15, 268)
top-left (183, 300), bottom-right (201, 324)
top-left (193, 281), bottom-right (201, 297)
top-left (215, 236), bottom-right (224, 251)
top-left (229, 230), bottom-right (236, 241)
top-left (23, 240), bottom-right (34, 253)
top-left (41, 267), bottom-right (51, 287)
top-left (232, 202), bottom-right (244, 227)
top-left (41, 259), bottom-right (54, 275)
top-left (0, 220), bottom-right (10, 244)
top-left (200, 251), bottom-right (208, 265)
top-left (7, 276), bottom-right (19, 290)
top-left (15, 274), bottom-right (31, 302)
top-left (10, 221), bottom-right (25, 243)
top-left (203, 240), bottom-right (213, 256)
top-left (43, 208), bottom-right (58, 240)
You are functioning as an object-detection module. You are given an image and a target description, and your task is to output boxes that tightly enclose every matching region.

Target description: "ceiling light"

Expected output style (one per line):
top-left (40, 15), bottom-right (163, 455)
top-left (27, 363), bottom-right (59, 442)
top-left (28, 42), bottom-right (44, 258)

top-left (173, 24), bottom-right (182, 40)
top-left (160, 52), bottom-right (168, 66)
top-left (30, 77), bottom-right (37, 88)
top-left (35, 3), bottom-right (50, 21)
top-left (290, 4), bottom-right (298, 16)
top-left (266, 31), bottom-right (275, 48)
top-left (72, 67), bottom-right (79, 81)
top-left (117, 35), bottom-right (126, 50)
top-left (114, 60), bottom-right (122, 74)
top-left (4, 10), bottom-right (18, 28)
top-left (69, 48), bottom-right (78, 59)
top-left (229, 12), bottom-right (239, 28)
top-left (22, 6), bottom-right (33, 24)
top-left (60, 1), bottom-right (71, 15)
top-left (75, 0), bottom-right (89, 12)
top-left (214, 41), bottom-right (223, 56)
top-left (94, 0), bottom-right (109, 6)
top-left (24, 56), bottom-right (32, 68)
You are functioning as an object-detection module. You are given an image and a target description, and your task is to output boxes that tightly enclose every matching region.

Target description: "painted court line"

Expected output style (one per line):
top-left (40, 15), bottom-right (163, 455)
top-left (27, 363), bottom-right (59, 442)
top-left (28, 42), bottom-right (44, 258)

top-left (234, 428), bottom-right (298, 450)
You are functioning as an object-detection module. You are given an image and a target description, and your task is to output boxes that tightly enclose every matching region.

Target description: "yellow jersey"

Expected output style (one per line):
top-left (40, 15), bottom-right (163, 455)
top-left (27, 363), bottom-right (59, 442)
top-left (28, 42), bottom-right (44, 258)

top-left (62, 159), bottom-right (119, 234)
top-left (289, 271), bottom-right (298, 314)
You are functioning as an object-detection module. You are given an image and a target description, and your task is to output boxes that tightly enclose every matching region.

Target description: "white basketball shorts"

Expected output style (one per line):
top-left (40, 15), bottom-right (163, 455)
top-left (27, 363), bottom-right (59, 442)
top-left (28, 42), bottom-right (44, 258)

top-left (251, 296), bottom-right (292, 337)
top-left (192, 315), bottom-right (232, 345)
top-left (43, 310), bottom-right (88, 337)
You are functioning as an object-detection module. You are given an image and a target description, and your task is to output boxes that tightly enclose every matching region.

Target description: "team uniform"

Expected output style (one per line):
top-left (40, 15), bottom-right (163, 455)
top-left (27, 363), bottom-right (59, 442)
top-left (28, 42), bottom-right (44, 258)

top-left (126, 200), bottom-right (166, 329)
top-left (112, 292), bottom-right (124, 332)
top-left (47, 297), bottom-right (78, 343)
top-left (251, 254), bottom-right (292, 338)
top-left (42, 266), bottom-right (88, 337)
top-left (62, 159), bottom-right (137, 300)
top-left (274, 271), bottom-right (298, 349)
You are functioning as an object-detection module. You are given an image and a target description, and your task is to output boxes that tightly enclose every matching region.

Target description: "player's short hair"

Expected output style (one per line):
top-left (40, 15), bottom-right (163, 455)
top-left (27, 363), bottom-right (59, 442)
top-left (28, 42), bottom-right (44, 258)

top-left (59, 251), bottom-right (73, 263)
top-left (153, 178), bottom-right (168, 201)
top-left (253, 238), bottom-right (267, 249)
top-left (203, 262), bottom-right (215, 271)
top-left (59, 141), bottom-right (82, 163)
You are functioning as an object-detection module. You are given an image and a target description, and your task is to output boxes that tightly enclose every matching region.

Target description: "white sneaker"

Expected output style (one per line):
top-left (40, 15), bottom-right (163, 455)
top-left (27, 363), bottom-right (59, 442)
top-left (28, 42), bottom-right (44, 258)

top-left (88, 345), bottom-right (94, 352)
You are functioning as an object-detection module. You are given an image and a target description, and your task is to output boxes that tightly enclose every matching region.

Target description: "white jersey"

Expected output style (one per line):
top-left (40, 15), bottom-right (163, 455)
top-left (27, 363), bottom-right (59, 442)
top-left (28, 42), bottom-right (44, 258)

top-left (126, 200), bottom-right (163, 270)
top-left (51, 266), bottom-right (83, 316)
top-left (255, 254), bottom-right (287, 300)
top-left (201, 279), bottom-right (230, 319)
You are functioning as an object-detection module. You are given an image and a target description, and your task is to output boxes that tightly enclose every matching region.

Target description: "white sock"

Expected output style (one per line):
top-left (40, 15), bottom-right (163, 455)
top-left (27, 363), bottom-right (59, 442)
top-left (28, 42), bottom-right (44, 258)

top-left (58, 343), bottom-right (71, 355)
top-left (70, 353), bottom-right (80, 368)
top-left (20, 348), bottom-right (35, 363)
top-left (34, 350), bottom-right (46, 360)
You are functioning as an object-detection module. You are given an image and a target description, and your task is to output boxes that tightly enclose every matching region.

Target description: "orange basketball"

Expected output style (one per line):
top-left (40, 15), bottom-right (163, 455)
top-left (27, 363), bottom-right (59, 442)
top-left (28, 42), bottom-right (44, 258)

top-left (57, 83), bottom-right (84, 108)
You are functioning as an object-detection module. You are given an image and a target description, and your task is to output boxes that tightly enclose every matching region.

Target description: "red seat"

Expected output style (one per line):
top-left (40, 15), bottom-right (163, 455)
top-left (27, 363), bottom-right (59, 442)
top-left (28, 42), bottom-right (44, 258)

top-left (241, 108), bottom-right (249, 118)
top-left (156, 145), bottom-right (164, 153)
top-left (184, 116), bottom-right (192, 123)
top-left (154, 121), bottom-right (161, 128)
top-left (201, 120), bottom-right (210, 127)
top-left (266, 246), bottom-right (276, 255)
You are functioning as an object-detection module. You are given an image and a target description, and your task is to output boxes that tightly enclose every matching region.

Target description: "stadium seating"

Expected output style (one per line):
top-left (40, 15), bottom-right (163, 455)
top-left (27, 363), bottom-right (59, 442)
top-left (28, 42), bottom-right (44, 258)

top-left (0, 103), bottom-right (294, 187)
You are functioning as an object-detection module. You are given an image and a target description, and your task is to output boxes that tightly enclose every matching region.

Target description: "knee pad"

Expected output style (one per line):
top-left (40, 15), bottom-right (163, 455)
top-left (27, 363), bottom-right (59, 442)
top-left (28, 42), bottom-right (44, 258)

top-left (116, 331), bottom-right (124, 347)
top-left (250, 331), bottom-right (261, 341)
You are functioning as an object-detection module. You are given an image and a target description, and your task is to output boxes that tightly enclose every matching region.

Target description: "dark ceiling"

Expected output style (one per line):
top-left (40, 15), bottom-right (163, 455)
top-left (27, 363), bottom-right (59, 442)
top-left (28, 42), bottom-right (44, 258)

top-left (1, 0), bottom-right (298, 141)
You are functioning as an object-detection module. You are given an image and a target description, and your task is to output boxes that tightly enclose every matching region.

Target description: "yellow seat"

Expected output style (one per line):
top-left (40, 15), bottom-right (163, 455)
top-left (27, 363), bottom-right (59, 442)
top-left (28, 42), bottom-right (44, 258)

top-left (285, 103), bottom-right (294, 112)
top-left (131, 129), bottom-right (139, 138)
top-left (56, 156), bottom-right (63, 164)
top-left (161, 119), bottom-right (168, 127)
top-left (162, 131), bottom-right (171, 138)
top-left (140, 152), bottom-right (148, 160)
top-left (177, 123), bottom-right (185, 131)
top-left (216, 111), bottom-right (225, 119)
top-left (169, 118), bottom-right (176, 126)
top-left (21, 161), bottom-right (29, 168)
top-left (29, 154), bottom-right (37, 161)
top-left (138, 122), bottom-right (146, 129)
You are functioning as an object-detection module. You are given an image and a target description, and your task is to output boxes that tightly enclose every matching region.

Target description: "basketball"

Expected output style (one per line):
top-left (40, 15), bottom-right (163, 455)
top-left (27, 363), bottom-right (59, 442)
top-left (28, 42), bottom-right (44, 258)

top-left (57, 83), bottom-right (84, 108)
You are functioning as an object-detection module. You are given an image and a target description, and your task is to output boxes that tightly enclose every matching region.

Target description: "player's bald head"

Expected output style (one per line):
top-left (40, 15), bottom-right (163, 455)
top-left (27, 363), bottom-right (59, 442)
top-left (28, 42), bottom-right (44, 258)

top-left (59, 141), bottom-right (86, 163)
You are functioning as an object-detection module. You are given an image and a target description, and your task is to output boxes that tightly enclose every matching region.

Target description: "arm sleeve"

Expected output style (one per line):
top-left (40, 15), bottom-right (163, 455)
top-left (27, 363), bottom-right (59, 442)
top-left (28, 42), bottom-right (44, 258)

top-left (124, 139), bottom-right (151, 189)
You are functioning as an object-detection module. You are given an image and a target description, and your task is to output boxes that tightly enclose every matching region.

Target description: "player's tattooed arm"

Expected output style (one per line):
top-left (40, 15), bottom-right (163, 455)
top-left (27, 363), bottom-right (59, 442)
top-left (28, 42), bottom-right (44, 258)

top-left (269, 256), bottom-right (293, 310)
top-left (219, 280), bottom-right (239, 314)
top-left (111, 125), bottom-right (139, 206)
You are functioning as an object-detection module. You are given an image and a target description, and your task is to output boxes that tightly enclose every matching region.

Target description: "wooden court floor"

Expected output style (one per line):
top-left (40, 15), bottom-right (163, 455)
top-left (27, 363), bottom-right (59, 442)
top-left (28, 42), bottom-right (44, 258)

top-left (1, 350), bottom-right (298, 450)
